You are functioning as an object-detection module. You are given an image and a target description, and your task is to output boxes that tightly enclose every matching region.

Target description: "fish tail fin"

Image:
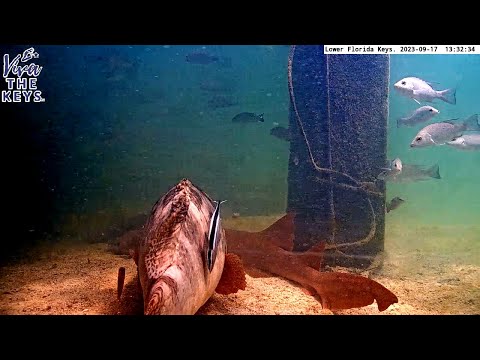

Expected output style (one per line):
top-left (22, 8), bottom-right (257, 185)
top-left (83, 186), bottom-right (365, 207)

top-left (427, 164), bottom-right (441, 179)
top-left (438, 88), bottom-right (456, 104)
top-left (463, 114), bottom-right (480, 131)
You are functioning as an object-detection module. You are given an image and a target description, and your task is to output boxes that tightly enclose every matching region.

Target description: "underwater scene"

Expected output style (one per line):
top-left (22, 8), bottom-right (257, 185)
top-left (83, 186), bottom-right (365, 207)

top-left (0, 45), bottom-right (478, 315)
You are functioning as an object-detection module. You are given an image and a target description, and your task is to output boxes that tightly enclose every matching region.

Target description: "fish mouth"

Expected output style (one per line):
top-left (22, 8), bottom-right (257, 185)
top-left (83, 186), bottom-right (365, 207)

top-left (409, 143), bottom-right (415, 148)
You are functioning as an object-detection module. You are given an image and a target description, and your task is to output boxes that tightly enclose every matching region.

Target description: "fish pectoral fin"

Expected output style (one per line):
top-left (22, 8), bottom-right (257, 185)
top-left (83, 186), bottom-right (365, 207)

top-left (215, 253), bottom-right (247, 295)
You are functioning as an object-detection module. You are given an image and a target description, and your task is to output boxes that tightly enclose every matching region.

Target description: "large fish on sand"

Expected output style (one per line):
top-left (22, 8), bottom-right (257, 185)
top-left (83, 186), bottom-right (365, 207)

top-left (129, 178), bottom-right (244, 315)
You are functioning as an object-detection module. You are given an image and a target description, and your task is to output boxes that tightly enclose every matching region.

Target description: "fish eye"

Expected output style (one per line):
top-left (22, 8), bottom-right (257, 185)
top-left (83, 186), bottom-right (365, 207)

top-left (401, 81), bottom-right (406, 85)
top-left (429, 109), bottom-right (433, 112)
top-left (416, 136), bottom-right (422, 142)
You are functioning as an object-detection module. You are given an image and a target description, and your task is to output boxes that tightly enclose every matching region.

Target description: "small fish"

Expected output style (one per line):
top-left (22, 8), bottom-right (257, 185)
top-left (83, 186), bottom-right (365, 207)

top-left (397, 106), bottom-right (440, 128)
top-left (270, 126), bottom-right (291, 141)
top-left (446, 133), bottom-right (480, 151)
top-left (394, 77), bottom-right (456, 105)
top-left (130, 179), bottom-right (246, 315)
top-left (208, 95), bottom-right (238, 109)
top-left (207, 200), bottom-right (227, 272)
top-left (232, 112), bottom-right (264, 123)
top-left (386, 197), bottom-right (405, 213)
top-left (378, 159), bottom-right (440, 183)
top-left (185, 52), bottom-right (219, 64)
top-left (377, 158), bottom-right (403, 181)
top-left (199, 79), bottom-right (234, 92)
top-left (410, 114), bottom-right (480, 147)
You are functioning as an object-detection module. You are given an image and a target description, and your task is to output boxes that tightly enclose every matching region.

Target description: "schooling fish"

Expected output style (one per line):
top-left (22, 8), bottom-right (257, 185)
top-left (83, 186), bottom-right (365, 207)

top-left (132, 179), bottom-right (228, 315)
top-left (410, 114), bottom-right (480, 148)
top-left (185, 52), bottom-right (219, 65)
top-left (397, 105), bottom-right (440, 128)
top-left (446, 133), bottom-right (480, 151)
top-left (232, 112), bottom-right (265, 123)
top-left (208, 95), bottom-right (238, 109)
top-left (386, 197), bottom-right (405, 213)
top-left (378, 159), bottom-right (440, 183)
top-left (199, 79), bottom-right (234, 92)
top-left (393, 77), bottom-right (456, 105)
top-left (377, 157), bottom-right (403, 181)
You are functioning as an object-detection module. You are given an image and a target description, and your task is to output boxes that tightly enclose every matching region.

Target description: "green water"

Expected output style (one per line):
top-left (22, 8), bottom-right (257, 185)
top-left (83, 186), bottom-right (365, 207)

top-left (4, 45), bottom-right (477, 263)
top-left (388, 55), bottom-right (480, 228)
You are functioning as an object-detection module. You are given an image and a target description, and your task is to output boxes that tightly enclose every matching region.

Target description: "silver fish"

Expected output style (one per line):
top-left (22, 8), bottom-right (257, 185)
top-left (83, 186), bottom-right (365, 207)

top-left (377, 158), bottom-right (403, 181)
top-left (386, 197), bottom-right (405, 213)
top-left (446, 133), bottom-right (480, 151)
top-left (394, 77), bottom-right (456, 105)
top-left (410, 114), bottom-right (480, 148)
top-left (133, 178), bottom-right (227, 315)
top-left (397, 105), bottom-right (440, 128)
top-left (378, 159), bottom-right (440, 183)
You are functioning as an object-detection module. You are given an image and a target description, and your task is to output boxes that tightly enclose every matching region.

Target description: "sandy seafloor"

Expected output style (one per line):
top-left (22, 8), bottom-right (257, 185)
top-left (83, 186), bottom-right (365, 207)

top-left (0, 214), bottom-right (478, 315)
